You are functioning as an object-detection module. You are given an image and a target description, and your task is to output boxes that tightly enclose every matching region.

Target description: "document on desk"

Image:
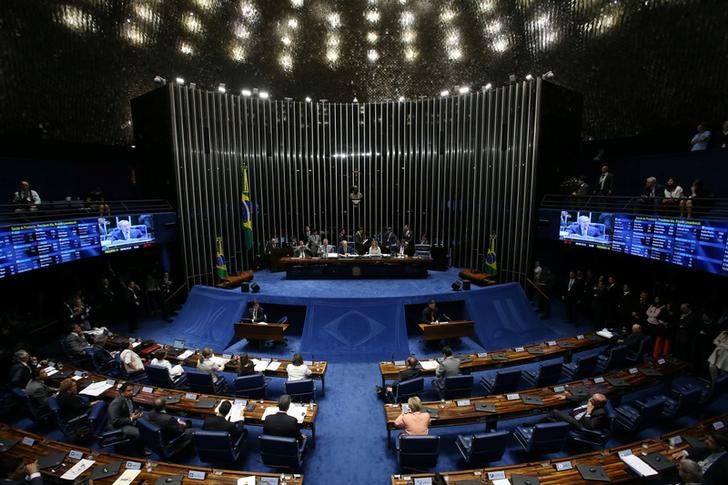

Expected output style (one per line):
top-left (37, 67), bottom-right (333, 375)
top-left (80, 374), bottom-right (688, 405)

top-left (176, 350), bottom-right (194, 360)
top-left (112, 469), bottom-right (141, 485)
top-left (60, 458), bottom-right (95, 480)
top-left (210, 356), bottom-right (230, 367)
top-left (253, 359), bottom-right (269, 372)
top-left (224, 400), bottom-right (245, 423)
top-left (237, 477), bottom-right (256, 485)
top-left (266, 361), bottom-right (281, 371)
top-left (596, 328), bottom-right (615, 339)
top-left (79, 381), bottom-right (114, 397)
top-left (492, 480), bottom-right (512, 485)
top-left (420, 360), bottom-right (439, 371)
top-left (620, 454), bottom-right (658, 477)
top-left (43, 366), bottom-right (59, 377)
top-left (262, 405), bottom-right (307, 424)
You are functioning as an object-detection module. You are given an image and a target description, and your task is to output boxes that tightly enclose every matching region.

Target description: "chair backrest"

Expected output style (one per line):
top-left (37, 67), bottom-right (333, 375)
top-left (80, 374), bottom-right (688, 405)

top-left (535, 361), bottom-right (563, 386)
top-left (398, 435), bottom-right (440, 469)
top-left (284, 379), bottom-right (315, 401)
top-left (186, 370), bottom-right (216, 393)
top-left (137, 418), bottom-right (167, 457)
top-left (468, 430), bottom-right (509, 462)
top-left (193, 430), bottom-right (237, 463)
top-left (529, 422), bottom-right (570, 453)
top-left (259, 434), bottom-right (302, 469)
top-left (444, 375), bottom-right (474, 399)
top-left (575, 354), bottom-right (599, 376)
top-left (234, 374), bottom-right (266, 399)
top-left (145, 365), bottom-right (174, 388)
top-left (677, 385), bottom-right (703, 409)
top-left (396, 377), bottom-right (424, 402)
top-left (638, 398), bottom-right (665, 424)
top-left (492, 369), bottom-right (521, 393)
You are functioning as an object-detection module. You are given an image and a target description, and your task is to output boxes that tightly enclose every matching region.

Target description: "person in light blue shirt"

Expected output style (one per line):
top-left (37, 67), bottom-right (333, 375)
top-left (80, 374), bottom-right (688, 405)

top-left (691, 122), bottom-right (711, 151)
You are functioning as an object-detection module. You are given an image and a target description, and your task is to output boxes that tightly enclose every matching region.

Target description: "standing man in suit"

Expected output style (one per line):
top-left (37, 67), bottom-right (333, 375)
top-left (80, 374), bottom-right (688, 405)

top-left (382, 227), bottom-right (397, 249)
top-left (354, 227), bottom-right (367, 255)
top-left (317, 238), bottom-right (336, 257)
top-left (263, 394), bottom-right (306, 446)
top-left (8, 350), bottom-right (36, 390)
top-left (595, 165), bottom-right (614, 195)
top-left (123, 280), bottom-right (141, 332)
top-left (108, 383), bottom-right (142, 441)
top-left (247, 301), bottom-right (267, 323)
top-left (203, 400), bottom-right (247, 440)
top-left (146, 398), bottom-right (193, 443)
top-left (422, 300), bottom-right (440, 323)
top-left (562, 271), bottom-right (581, 323)
top-left (546, 393), bottom-right (608, 431)
top-left (402, 224), bottom-right (413, 245)
top-left (672, 432), bottom-right (728, 485)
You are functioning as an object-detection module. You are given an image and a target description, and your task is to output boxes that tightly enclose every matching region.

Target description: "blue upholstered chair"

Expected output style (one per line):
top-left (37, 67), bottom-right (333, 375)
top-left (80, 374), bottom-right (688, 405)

top-left (186, 369), bottom-right (227, 394)
top-left (561, 354), bottom-right (598, 380)
top-left (522, 361), bottom-right (563, 387)
top-left (137, 418), bottom-right (192, 459)
top-left (568, 401), bottom-right (615, 448)
top-left (394, 377), bottom-right (424, 403)
top-left (596, 345), bottom-right (628, 372)
top-left (624, 337), bottom-right (653, 364)
top-left (285, 379), bottom-right (315, 403)
top-left (146, 364), bottom-right (187, 389)
top-left (613, 396), bottom-right (666, 434)
top-left (455, 430), bottom-right (509, 465)
top-left (436, 375), bottom-right (474, 400)
top-left (513, 422), bottom-right (570, 454)
top-left (259, 434), bottom-right (306, 470)
top-left (47, 395), bottom-right (107, 443)
top-left (660, 385), bottom-right (702, 419)
top-left (480, 369), bottom-right (521, 395)
top-left (234, 374), bottom-right (267, 399)
top-left (396, 435), bottom-right (440, 471)
top-left (193, 430), bottom-right (246, 464)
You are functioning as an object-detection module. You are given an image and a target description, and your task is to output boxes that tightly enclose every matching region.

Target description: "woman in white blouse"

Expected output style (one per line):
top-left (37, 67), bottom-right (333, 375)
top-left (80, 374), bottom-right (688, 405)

top-left (286, 353), bottom-right (312, 381)
top-left (368, 239), bottom-right (382, 256)
top-left (150, 349), bottom-right (184, 377)
top-left (662, 176), bottom-right (683, 214)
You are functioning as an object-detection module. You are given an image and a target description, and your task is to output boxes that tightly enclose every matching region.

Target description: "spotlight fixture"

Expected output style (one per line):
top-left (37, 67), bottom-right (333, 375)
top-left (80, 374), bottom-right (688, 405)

top-left (398, 96), bottom-right (405, 102)
top-left (153, 75), bottom-right (167, 85)
top-left (508, 74), bottom-right (516, 82)
top-left (189, 82), bottom-right (196, 89)
top-left (353, 97), bottom-right (358, 103)
top-left (259, 91), bottom-right (270, 99)
top-left (217, 83), bottom-right (226, 93)
top-left (241, 88), bottom-right (252, 96)
top-left (458, 86), bottom-right (470, 94)
top-left (542, 70), bottom-right (555, 79)
top-left (451, 280), bottom-right (462, 291)
top-left (440, 90), bottom-right (450, 97)
top-left (525, 74), bottom-right (533, 81)
top-left (175, 77), bottom-right (185, 85)
top-left (305, 96), bottom-right (312, 103)
top-left (250, 282), bottom-right (261, 293)
top-left (481, 83), bottom-right (493, 91)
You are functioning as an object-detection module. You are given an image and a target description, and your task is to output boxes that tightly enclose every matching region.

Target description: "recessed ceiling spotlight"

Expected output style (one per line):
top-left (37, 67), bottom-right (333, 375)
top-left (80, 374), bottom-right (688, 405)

top-left (525, 74), bottom-right (534, 81)
top-left (259, 91), bottom-right (269, 99)
top-left (175, 77), bottom-right (185, 85)
top-left (217, 83), bottom-right (226, 93)
top-left (458, 86), bottom-right (470, 94)
top-left (241, 88), bottom-right (252, 96)
top-left (440, 90), bottom-right (450, 97)
top-left (305, 96), bottom-right (312, 102)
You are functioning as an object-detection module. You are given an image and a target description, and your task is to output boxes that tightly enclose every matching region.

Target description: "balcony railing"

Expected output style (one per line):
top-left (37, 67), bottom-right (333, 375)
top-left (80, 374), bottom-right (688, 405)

top-left (0, 199), bottom-right (173, 224)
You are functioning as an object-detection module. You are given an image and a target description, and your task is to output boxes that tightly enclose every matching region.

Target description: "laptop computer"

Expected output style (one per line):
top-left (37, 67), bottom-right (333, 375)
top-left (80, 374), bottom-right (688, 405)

top-left (195, 398), bottom-right (219, 409)
top-left (38, 452), bottom-right (67, 470)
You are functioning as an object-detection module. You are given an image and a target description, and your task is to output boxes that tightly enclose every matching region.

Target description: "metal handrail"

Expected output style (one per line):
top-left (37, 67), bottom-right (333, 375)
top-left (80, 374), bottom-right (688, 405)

top-left (539, 194), bottom-right (728, 220)
top-left (0, 199), bottom-right (174, 223)
top-left (526, 278), bottom-right (550, 301)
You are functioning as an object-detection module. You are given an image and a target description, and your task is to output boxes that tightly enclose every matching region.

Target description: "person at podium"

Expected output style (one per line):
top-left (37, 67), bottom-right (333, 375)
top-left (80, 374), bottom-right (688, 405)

top-left (422, 300), bottom-right (440, 323)
top-left (368, 238), bottom-right (382, 256)
top-left (293, 240), bottom-right (311, 258)
top-left (317, 238), bottom-right (336, 257)
top-left (338, 239), bottom-right (353, 255)
top-left (247, 300), bottom-right (267, 323)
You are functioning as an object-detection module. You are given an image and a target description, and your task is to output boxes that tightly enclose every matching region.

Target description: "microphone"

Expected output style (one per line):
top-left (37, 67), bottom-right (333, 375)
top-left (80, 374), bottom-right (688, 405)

top-left (442, 313), bottom-right (453, 321)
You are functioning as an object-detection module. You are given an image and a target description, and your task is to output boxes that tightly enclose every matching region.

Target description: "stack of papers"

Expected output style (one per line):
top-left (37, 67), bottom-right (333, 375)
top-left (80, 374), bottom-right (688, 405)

top-left (112, 469), bottom-right (141, 485)
top-left (60, 459), bottom-right (95, 480)
top-left (222, 400), bottom-right (246, 423)
top-left (79, 381), bottom-right (114, 397)
top-left (252, 358), bottom-right (271, 372)
top-left (237, 477), bottom-right (255, 485)
top-left (619, 453), bottom-right (658, 477)
top-left (420, 360), bottom-right (439, 371)
top-left (262, 405), bottom-right (307, 423)
top-left (266, 361), bottom-right (281, 371)
top-left (43, 366), bottom-right (59, 377)
top-left (176, 350), bottom-right (194, 360)
top-left (596, 328), bottom-right (615, 339)
top-left (210, 356), bottom-right (230, 367)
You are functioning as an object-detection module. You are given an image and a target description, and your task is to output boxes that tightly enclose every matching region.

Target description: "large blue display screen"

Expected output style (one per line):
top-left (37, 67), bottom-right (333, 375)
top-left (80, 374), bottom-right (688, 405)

top-left (558, 210), bottom-right (728, 276)
top-left (0, 212), bottom-right (175, 279)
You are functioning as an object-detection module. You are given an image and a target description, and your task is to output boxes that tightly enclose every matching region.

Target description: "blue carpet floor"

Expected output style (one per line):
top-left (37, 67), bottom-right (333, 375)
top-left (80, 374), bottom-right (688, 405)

top-left (14, 277), bottom-right (728, 484)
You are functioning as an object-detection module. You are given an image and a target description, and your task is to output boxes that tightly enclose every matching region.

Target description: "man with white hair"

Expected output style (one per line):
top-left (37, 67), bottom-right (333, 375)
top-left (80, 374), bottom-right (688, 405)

top-left (12, 180), bottom-right (41, 212)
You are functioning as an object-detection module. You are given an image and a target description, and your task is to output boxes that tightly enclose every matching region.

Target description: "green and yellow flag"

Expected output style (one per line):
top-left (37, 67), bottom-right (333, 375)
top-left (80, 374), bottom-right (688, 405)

top-left (242, 162), bottom-right (253, 250)
top-left (215, 236), bottom-right (228, 280)
top-left (485, 234), bottom-right (497, 276)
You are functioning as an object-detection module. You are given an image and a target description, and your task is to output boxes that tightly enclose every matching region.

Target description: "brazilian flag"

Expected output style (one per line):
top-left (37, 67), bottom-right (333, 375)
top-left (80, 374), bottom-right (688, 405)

top-left (215, 236), bottom-right (228, 280)
top-left (485, 234), bottom-right (497, 276)
top-left (242, 162), bottom-right (253, 250)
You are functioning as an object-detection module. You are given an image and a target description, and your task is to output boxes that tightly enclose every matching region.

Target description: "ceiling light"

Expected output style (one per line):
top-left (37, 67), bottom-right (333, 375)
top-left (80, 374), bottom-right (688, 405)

top-left (217, 83), bottom-right (226, 93)
top-left (543, 70), bottom-right (555, 79)
top-left (305, 96), bottom-right (312, 103)
top-left (483, 83), bottom-right (492, 91)
top-left (241, 88), bottom-right (252, 96)
top-left (440, 90), bottom-right (450, 97)
top-left (153, 75), bottom-right (167, 85)
top-left (398, 96), bottom-right (405, 102)
top-left (525, 74), bottom-right (533, 81)
top-left (458, 86), bottom-right (470, 94)
top-left (175, 77), bottom-right (185, 84)
top-left (367, 49), bottom-right (379, 62)
top-left (259, 91), bottom-right (269, 99)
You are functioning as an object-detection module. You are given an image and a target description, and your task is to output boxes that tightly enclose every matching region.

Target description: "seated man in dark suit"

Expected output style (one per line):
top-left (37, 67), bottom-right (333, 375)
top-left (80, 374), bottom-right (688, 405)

top-left (293, 240), bottom-right (311, 258)
top-left (546, 392), bottom-right (608, 431)
top-left (0, 457), bottom-right (43, 485)
top-left (618, 323), bottom-right (644, 351)
top-left (202, 400), bottom-right (247, 440)
top-left (25, 366), bottom-right (54, 418)
top-left (337, 239), bottom-right (353, 255)
top-left (108, 383), bottom-right (143, 441)
top-left (8, 350), bottom-right (35, 390)
top-left (146, 398), bottom-right (193, 442)
top-left (384, 356), bottom-right (423, 402)
top-left (566, 215), bottom-right (603, 238)
top-left (672, 432), bottom-right (728, 485)
top-left (247, 300), bottom-right (267, 323)
top-left (263, 394), bottom-right (306, 447)
top-left (422, 300), bottom-right (440, 323)
top-left (110, 220), bottom-right (143, 241)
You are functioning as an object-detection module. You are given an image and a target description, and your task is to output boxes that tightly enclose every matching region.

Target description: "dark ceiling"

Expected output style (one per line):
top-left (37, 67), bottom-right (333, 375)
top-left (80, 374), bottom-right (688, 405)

top-left (0, 0), bottom-right (726, 146)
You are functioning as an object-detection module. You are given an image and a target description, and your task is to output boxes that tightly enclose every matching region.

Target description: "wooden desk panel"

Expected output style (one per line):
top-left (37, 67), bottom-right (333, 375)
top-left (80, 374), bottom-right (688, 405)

top-left (0, 426), bottom-right (304, 485)
top-left (391, 414), bottom-right (728, 485)
top-left (383, 358), bottom-right (687, 444)
top-left (379, 332), bottom-right (613, 385)
top-left (234, 322), bottom-right (289, 343)
top-left (280, 255), bottom-right (433, 279)
top-left (417, 320), bottom-right (474, 341)
top-left (280, 256), bottom-right (434, 267)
